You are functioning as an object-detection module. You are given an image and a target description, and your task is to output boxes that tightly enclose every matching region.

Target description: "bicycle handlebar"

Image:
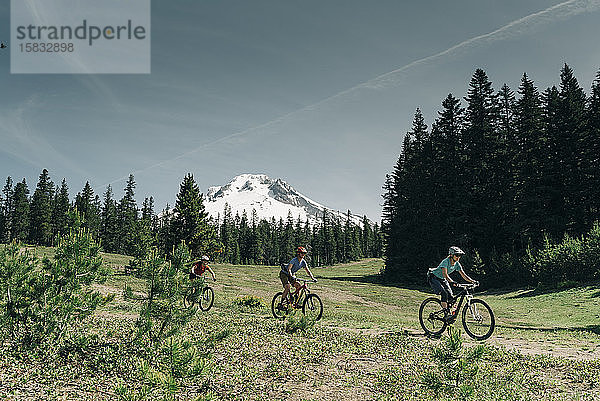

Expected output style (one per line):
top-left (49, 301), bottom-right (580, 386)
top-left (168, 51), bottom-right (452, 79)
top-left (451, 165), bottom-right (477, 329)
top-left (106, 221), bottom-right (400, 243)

top-left (455, 282), bottom-right (478, 289)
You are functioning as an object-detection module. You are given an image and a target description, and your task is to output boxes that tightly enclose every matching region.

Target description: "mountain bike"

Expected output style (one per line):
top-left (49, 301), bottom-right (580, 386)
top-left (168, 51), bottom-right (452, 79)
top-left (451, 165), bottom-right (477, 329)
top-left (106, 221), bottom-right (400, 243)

top-left (271, 278), bottom-right (323, 321)
top-left (183, 277), bottom-right (215, 312)
top-left (419, 283), bottom-right (495, 340)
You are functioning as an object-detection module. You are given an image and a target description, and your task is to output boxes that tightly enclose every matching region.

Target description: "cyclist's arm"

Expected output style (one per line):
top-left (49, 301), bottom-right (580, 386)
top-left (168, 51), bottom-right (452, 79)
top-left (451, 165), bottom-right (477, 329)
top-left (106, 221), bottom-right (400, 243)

top-left (206, 266), bottom-right (216, 281)
top-left (442, 267), bottom-right (457, 284)
top-left (459, 269), bottom-right (476, 284)
top-left (304, 266), bottom-right (315, 281)
top-left (288, 263), bottom-right (294, 277)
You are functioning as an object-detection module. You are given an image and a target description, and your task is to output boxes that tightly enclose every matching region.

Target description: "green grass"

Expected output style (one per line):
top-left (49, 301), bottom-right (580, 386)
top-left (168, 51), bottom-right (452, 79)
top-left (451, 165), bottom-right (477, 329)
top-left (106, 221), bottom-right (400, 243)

top-left (3, 252), bottom-right (600, 399)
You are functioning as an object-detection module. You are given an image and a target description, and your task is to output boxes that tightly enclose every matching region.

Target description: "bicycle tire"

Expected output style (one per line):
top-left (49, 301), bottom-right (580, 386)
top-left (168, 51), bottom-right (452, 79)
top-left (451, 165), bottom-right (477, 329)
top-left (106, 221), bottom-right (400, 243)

top-left (419, 297), bottom-right (447, 337)
top-left (271, 292), bottom-right (288, 319)
top-left (462, 298), bottom-right (495, 340)
top-left (302, 293), bottom-right (323, 321)
top-left (199, 286), bottom-right (215, 311)
top-left (183, 287), bottom-right (198, 309)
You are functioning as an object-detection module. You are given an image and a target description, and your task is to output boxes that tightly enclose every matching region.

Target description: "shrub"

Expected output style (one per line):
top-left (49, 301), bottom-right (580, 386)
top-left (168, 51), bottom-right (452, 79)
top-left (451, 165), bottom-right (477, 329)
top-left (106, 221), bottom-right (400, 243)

top-left (126, 244), bottom-right (196, 346)
top-left (0, 230), bottom-right (112, 347)
top-left (421, 327), bottom-right (485, 400)
top-left (524, 222), bottom-right (600, 286)
top-left (233, 295), bottom-right (264, 309)
top-left (284, 309), bottom-right (316, 334)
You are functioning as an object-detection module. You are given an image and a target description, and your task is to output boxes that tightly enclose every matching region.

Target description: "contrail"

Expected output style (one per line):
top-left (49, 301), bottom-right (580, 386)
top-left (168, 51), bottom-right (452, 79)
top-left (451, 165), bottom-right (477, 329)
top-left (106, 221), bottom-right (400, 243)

top-left (97, 0), bottom-right (600, 190)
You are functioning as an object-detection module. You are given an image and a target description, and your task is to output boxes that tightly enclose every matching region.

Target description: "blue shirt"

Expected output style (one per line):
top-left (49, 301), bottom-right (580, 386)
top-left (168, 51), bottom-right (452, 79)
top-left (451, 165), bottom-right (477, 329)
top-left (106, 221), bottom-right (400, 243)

top-left (281, 257), bottom-right (307, 276)
top-left (429, 257), bottom-right (462, 280)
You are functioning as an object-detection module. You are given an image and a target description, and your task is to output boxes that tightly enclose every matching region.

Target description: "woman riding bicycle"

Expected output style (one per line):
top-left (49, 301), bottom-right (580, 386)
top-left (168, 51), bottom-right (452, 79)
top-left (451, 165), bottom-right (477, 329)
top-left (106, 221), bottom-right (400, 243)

top-left (427, 246), bottom-right (477, 321)
top-left (278, 246), bottom-right (316, 307)
top-left (187, 255), bottom-right (216, 282)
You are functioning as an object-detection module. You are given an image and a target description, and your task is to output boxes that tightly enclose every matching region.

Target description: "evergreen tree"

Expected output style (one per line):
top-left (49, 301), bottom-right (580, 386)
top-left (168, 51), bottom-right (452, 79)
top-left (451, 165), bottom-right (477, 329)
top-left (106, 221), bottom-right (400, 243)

top-left (100, 185), bottom-right (119, 253)
top-left (118, 175), bottom-right (139, 255)
top-left (586, 69), bottom-right (600, 222)
top-left (29, 169), bottom-right (55, 246)
top-left (11, 179), bottom-right (30, 242)
top-left (170, 174), bottom-right (217, 257)
top-left (52, 179), bottom-right (71, 240)
top-left (557, 64), bottom-right (587, 234)
top-left (513, 73), bottom-right (545, 249)
top-left (75, 182), bottom-right (101, 239)
top-left (0, 177), bottom-right (13, 243)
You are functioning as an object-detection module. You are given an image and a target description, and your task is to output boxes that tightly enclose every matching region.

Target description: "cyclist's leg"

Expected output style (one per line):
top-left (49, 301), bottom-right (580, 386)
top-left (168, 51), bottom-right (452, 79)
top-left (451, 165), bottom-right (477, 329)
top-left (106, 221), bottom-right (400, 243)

top-left (280, 271), bottom-right (292, 304)
top-left (428, 274), bottom-right (450, 311)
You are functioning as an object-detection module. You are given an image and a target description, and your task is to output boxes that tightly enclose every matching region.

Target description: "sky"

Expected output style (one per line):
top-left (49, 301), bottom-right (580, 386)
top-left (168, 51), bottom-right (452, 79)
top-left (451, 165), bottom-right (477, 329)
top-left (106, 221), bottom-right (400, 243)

top-left (1, 0), bottom-right (600, 221)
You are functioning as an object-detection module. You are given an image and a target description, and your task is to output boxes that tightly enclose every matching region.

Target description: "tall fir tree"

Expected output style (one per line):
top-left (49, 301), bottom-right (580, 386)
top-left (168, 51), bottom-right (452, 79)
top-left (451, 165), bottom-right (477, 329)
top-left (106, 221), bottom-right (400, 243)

top-left (118, 175), bottom-right (139, 255)
top-left (100, 185), bottom-right (119, 253)
top-left (29, 169), bottom-right (55, 245)
top-left (0, 177), bottom-right (13, 243)
top-left (557, 64), bottom-right (587, 234)
top-left (51, 179), bottom-right (71, 239)
top-left (11, 179), bottom-right (30, 242)
top-left (170, 174), bottom-right (218, 257)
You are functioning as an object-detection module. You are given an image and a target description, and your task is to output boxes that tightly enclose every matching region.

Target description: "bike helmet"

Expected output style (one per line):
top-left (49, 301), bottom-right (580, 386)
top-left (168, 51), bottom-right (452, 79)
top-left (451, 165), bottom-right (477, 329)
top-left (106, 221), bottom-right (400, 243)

top-left (201, 255), bottom-right (210, 262)
top-left (297, 246), bottom-right (308, 254)
top-left (448, 246), bottom-right (465, 256)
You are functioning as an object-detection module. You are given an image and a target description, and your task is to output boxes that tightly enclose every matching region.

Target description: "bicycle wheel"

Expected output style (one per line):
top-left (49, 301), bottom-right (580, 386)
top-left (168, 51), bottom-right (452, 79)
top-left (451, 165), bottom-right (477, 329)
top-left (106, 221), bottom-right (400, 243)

top-left (183, 287), bottom-right (198, 309)
top-left (199, 287), bottom-right (215, 311)
top-left (271, 292), bottom-right (288, 319)
top-left (302, 293), bottom-right (323, 321)
top-left (419, 297), bottom-right (447, 337)
top-left (462, 298), bottom-right (495, 340)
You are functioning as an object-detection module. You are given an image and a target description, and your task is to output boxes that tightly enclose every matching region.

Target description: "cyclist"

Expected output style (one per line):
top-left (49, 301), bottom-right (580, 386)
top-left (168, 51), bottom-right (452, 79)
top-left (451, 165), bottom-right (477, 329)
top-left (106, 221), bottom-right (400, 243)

top-left (187, 255), bottom-right (216, 282)
top-left (427, 246), bottom-right (477, 320)
top-left (279, 246), bottom-right (316, 308)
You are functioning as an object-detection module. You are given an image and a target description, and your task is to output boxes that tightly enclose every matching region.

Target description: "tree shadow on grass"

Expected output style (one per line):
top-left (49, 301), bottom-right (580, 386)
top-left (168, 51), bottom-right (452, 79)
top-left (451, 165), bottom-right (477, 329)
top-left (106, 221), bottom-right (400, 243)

top-left (498, 323), bottom-right (600, 335)
top-left (323, 275), bottom-right (427, 292)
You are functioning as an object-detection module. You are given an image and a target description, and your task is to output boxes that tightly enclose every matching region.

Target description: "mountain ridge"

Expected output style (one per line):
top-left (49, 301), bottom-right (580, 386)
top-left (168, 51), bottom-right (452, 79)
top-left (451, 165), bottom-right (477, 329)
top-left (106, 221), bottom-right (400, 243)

top-left (204, 174), bottom-right (364, 225)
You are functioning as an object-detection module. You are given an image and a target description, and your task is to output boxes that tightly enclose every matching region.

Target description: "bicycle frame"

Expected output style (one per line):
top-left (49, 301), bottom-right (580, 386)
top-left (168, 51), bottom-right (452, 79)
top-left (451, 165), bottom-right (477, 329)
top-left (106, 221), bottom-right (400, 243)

top-left (448, 285), bottom-right (476, 320)
top-left (290, 280), bottom-right (312, 305)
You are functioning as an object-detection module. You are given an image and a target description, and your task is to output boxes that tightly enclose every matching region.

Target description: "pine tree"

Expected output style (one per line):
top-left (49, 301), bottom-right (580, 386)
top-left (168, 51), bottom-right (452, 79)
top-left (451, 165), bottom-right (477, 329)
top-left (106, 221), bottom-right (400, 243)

top-left (118, 175), bottom-right (139, 255)
top-left (586, 69), bottom-right (600, 222)
top-left (557, 64), bottom-right (587, 234)
top-left (11, 179), bottom-right (30, 242)
top-left (100, 185), bottom-right (119, 253)
top-left (52, 179), bottom-right (71, 240)
top-left (29, 169), bottom-right (55, 245)
top-left (462, 69), bottom-right (507, 255)
top-left (75, 182), bottom-right (101, 240)
top-left (170, 174), bottom-right (217, 257)
top-left (513, 74), bottom-right (545, 249)
top-left (0, 177), bottom-right (13, 243)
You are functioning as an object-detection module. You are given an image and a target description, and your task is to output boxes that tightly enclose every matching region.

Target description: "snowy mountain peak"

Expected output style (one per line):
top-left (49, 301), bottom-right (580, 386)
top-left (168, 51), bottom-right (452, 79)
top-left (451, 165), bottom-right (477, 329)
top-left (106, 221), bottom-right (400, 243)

top-left (204, 174), bottom-right (363, 225)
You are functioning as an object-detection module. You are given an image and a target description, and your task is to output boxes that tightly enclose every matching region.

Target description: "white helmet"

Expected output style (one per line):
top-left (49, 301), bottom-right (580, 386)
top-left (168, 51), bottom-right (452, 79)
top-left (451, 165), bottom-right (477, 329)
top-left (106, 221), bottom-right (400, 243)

top-left (449, 246), bottom-right (465, 256)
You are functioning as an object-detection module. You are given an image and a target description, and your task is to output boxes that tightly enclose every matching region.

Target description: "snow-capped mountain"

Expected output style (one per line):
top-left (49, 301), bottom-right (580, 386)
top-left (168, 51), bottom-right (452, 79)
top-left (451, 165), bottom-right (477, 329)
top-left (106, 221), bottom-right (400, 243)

top-left (204, 174), bottom-right (364, 225)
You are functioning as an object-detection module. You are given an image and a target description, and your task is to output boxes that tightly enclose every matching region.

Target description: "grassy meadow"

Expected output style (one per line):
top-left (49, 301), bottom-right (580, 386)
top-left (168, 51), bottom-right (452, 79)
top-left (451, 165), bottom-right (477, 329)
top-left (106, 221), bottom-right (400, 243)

top-left (2, 251), bottom-right (600, 400)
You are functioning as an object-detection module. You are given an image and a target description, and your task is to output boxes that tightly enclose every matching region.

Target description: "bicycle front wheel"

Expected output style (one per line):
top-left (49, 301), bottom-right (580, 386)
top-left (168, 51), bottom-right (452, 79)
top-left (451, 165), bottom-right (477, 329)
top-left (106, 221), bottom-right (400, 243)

top-left (302, 293), bottom-right (323, 321)
top-left (199, 287), bottom-right (215, 311)
top-left (419, 297), bottom-right (447, 337)
top-left (462, 299), bottom-right (495, 340)
top-left (271, 292), bottom-right (287, 319)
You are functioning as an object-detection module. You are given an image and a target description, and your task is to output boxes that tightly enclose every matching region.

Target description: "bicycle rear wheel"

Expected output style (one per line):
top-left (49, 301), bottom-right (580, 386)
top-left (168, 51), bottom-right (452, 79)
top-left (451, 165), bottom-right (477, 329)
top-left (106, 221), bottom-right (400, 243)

top-left (302, 293), bottom-right (323, 321)
top-left (199, 287), bottom-right (215, 311)
top-left (419, 297), bottom-right (447, 337)
top-left (271, 292), bottom-right (288, 319)
top-left (462, 299), bottom-right (495, 340)
top-left (183, 287), bottom-right (198, 309)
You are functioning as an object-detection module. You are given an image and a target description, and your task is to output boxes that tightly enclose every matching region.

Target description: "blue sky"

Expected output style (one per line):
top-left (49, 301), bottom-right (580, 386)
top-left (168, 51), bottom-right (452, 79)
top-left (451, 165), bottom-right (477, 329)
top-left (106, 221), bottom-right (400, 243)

top-left (1, 0), bottom-right (600, 220)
